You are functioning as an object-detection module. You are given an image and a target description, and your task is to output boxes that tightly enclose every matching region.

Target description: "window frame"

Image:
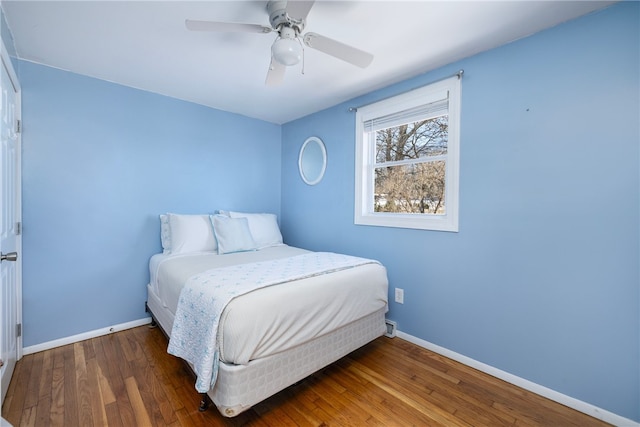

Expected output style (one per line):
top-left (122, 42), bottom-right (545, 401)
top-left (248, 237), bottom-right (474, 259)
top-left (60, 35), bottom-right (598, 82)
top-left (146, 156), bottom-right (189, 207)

top-left (354, 75), bottom-right (461, 232)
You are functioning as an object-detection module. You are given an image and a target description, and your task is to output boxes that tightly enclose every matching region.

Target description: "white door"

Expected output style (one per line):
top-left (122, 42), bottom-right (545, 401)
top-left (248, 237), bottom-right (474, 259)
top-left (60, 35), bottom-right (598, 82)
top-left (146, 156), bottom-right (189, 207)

top-left (0, 47), bottom-right (21, 406)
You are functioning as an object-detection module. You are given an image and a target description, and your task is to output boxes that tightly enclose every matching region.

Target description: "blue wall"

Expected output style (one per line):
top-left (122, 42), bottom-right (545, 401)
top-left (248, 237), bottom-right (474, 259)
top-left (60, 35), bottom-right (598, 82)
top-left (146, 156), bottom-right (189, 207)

top-left (281, 3), bottom-right (639, 422)
top-left (20, 61), bottom-right (281, 347)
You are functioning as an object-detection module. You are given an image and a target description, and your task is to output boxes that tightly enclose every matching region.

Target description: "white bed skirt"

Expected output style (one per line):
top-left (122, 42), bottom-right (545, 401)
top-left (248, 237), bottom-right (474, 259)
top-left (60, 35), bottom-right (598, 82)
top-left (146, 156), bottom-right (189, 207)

top-left (146, 283), bottom-right (386, 417)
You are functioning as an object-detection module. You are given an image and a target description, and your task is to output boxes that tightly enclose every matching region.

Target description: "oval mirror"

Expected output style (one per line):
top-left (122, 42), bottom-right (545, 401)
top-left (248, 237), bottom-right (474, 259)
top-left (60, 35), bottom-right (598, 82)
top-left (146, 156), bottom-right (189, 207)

top-left (299, 136), bottom-right (327, 185)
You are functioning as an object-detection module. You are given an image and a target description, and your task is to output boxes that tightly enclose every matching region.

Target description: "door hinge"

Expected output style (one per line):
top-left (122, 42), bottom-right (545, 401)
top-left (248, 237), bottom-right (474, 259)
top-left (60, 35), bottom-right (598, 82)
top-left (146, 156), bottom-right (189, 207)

top-left (16, 323), bottom-right (21, 338)
top-left (15, 221), bottom-right (21, 235)
top-left (15, 119), bottom-right (21, 134)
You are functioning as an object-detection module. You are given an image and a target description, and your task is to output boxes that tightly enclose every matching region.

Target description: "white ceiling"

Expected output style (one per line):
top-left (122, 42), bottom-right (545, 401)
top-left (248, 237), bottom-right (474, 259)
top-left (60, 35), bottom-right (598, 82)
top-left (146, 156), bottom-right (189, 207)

top-left (2, 1), bottom-right (614, 124)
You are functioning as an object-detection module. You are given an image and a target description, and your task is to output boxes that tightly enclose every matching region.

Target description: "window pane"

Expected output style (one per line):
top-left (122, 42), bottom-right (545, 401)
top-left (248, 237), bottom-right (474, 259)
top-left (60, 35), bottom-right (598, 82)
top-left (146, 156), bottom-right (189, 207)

top-left (355, 74), bottom-right (460, 231)
top-left (374, 161), bottom-right (446, 214)
top-left (375, 115), bottom-right (448, 164)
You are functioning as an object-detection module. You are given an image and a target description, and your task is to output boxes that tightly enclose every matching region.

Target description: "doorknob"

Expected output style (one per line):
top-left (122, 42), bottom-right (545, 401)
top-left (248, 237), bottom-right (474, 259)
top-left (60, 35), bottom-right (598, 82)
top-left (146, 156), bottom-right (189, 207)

top-left (0, 252), bottom-right (17, 262)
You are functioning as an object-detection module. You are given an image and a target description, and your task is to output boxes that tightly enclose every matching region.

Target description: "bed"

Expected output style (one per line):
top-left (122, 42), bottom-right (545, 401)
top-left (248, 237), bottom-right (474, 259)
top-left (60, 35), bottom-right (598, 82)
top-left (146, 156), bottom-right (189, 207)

top-left (145, 212), bottom-right (389, 417)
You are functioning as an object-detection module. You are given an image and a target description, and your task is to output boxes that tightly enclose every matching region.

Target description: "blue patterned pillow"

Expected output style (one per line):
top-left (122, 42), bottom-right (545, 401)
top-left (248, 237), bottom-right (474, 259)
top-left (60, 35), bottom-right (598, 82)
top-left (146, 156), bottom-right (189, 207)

top-left (211, 215), bottom-right (257, 255)
top-left (160, 214), bottom-right (171, 253)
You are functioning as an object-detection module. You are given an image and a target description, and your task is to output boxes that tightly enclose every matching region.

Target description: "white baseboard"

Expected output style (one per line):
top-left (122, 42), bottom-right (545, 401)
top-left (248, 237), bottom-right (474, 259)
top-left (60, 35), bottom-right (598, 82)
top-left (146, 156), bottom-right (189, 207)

top-left (396, 330), bottom-right (638, 427)
top-left (22, 317), bottom-right (152, 356)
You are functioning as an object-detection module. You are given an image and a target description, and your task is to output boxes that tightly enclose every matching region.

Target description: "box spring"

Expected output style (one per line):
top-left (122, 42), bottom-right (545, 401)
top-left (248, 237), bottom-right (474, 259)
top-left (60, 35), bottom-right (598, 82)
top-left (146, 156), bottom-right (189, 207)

top-left (146, 283), bottom-right (385, 417)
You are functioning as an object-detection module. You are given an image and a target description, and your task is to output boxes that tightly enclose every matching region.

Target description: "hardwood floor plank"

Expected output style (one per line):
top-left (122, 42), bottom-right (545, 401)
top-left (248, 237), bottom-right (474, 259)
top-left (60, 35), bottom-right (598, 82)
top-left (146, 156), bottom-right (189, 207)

top-left (34, 394), bottom-right (51, 427)
top-left (110, 333), bottom-right (135, 382)
top-left (358, 346), bottom-right (514, 426)
top-left (363, 338), bottom-right (461, 385)
top-left (349, 342), bottom-right (443, 399)
top-left (298, 381), bottom-right (355, 426)
top-left (82, 337), bottom-right (96, 361)
top-left (94, 359), bottom-right (116, 405)
top-left (73, 342), bottom-right (94, 426)
top-left (429, 389), bottom-right (515, 427)
top-left (124, 376), bottom-right (154, 426)
top-left (279, 383), bottom-right (326, 425)
top-left (174, 407), bottom-right (196, 427)
top-left (134, 328), bottom-right (184, 414)
top-left (62, 344), bottom-right (79, 426)
top-left (132, 360), bottom-right (177, 426)
top-left (19, 406), bottom-right (36, 427)
top-left (252, 398), bottom-right (300, 427)
top-left (307, 374), bottom-right (372, 426)
top-left (23, 351), bottom-right (43, 409)
top-left (104, 401), bottom-right (125, 427)
top-left (378, 394), bottom-right (452, 427)
top-left (49, 362), bottom-right (65, 426)
top-left (37, 349), bottom-right (54, 402)
top-left (347, 380), bottom-right (425, 425)
top-left (3, 326), bottom-right (614, 427)
top-left (93, 333), bottom-right (136, 426)
top-left (116, 329), bottom-right (138, 363)
top-left (269, 388), bottom-right (327, 426)
top-left (329, 373), bottom-right (404, 425)
top-left (86, 357), bottom-right (108, 426)
top-left (3, 347), bottom-right (32, 424)
top-left (348, 358), bottom-right (472, 427)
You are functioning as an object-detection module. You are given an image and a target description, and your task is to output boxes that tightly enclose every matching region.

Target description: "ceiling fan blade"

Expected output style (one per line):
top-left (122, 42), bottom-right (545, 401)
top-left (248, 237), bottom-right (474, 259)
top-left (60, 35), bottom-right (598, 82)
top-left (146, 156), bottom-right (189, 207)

top-left (285, 1), bottom-right (315, 21)
top-left (303, 32), bottom-right (373, 68)
top-left (265, 58), bottom-right (286, 86)
top-left (185, 19), bottom-right (272, 34)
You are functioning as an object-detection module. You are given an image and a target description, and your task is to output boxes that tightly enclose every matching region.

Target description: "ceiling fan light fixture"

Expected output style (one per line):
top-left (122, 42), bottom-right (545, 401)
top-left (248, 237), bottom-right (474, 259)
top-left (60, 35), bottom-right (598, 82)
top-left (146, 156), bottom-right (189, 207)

top-left (186, 0), bottom-right (375, 85)
top-left (272, 36), bottom-right (302, 66)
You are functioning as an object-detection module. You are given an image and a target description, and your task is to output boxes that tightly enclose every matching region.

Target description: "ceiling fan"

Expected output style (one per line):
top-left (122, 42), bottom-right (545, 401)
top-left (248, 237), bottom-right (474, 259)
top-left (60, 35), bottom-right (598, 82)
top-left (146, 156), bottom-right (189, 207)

top-left (185, 1), bottom-right (374, 86)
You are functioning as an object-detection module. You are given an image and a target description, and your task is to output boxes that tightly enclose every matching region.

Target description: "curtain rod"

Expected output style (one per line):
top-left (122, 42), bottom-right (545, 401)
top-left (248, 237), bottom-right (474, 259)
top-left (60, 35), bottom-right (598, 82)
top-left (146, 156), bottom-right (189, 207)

top-left (348, 69), bottom-right (464, 113)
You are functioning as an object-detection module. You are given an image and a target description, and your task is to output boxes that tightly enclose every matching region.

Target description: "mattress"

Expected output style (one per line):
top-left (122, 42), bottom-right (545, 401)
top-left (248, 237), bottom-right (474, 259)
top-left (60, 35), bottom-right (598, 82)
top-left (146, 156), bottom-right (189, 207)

top-left (149, 245), bottom-right (388, 364)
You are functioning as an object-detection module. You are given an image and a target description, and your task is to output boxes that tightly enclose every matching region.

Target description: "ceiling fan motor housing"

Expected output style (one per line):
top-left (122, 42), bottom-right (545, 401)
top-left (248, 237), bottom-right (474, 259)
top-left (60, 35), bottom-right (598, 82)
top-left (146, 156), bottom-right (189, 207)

top-left (268, 0), bottom-right (305, 34)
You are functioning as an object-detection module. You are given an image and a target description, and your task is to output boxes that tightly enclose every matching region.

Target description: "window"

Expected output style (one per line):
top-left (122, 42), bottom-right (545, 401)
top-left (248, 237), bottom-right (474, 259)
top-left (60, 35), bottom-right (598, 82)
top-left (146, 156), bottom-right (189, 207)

top-left (355, 75), bottom-right (461, 231)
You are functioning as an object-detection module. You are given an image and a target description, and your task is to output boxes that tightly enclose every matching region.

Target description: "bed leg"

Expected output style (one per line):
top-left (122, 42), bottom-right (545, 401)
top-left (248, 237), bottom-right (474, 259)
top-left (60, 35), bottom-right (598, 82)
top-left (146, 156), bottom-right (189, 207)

top-left (145, 303), bottom-right (158, 328)
top-left (198, 393), bottom-right (210, 412)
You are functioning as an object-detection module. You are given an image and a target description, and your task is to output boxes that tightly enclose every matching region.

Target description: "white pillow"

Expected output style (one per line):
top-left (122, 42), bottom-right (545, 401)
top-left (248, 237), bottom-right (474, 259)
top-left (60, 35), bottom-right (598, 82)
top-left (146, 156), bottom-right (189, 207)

top-left (227, 211), bottom-right (283, 249)
top-left (211, 215), bottom-right (257, 255)
top-left (167, 213), bottom-right (217, 254)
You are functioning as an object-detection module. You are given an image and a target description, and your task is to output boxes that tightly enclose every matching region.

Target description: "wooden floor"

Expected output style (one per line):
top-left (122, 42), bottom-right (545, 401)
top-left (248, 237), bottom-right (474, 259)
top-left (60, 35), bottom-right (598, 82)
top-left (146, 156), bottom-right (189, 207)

top-left (2, 325), bottom-right (611, 427)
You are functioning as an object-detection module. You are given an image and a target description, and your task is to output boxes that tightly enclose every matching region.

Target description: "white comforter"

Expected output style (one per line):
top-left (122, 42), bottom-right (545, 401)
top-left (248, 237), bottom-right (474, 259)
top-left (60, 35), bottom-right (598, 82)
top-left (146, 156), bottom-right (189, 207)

top-left (149, 245), bottom-right (388, 366)
top-left (166, 251), bottom-right (383, 392)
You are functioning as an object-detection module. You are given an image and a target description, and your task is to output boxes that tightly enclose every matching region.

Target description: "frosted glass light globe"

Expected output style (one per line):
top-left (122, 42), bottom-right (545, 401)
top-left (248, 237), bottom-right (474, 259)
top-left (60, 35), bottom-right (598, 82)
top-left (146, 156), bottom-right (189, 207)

top-left (272, 37), bottom-right (302, 66)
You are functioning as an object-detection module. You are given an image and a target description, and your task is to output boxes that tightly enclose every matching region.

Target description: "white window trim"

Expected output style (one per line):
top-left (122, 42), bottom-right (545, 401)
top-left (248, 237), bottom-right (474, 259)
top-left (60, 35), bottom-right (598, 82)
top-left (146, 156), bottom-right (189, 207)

top-left (354, 75), bottom-right (461, 232)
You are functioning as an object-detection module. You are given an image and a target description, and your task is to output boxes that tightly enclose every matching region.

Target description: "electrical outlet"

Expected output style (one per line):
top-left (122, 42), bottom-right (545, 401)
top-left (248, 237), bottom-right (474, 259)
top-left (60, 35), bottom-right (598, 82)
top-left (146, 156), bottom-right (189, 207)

top-left (394, 288), bottom-right (404, 304)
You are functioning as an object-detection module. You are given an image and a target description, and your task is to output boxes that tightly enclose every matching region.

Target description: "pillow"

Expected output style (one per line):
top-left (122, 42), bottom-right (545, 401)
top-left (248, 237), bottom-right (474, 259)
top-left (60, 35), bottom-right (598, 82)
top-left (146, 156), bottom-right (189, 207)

top-left (160, 214), bottom-right (171, 254)
top-left (167, 213), bottom-right (217, 254)
top-left (211, 215), bottom-right (257, 255)
top-left (226, 211), bottom-right (283, 249)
